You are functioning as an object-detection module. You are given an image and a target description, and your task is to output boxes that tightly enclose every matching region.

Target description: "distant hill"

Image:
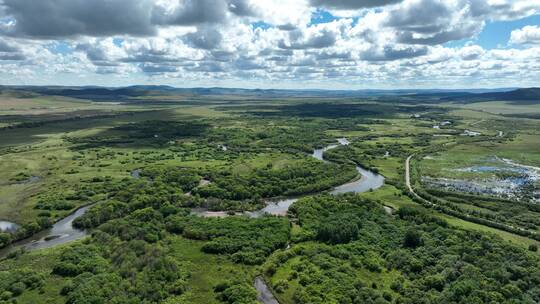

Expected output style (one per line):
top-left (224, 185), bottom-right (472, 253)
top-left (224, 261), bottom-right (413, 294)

top-left (436, 88), bottom-right (540, 104)
top-left (477, 88), bottom-right (540, 101)
top-left (0, 85), bottom-right (186, 101)
top-left (1, 85), bottom-right (536, 103)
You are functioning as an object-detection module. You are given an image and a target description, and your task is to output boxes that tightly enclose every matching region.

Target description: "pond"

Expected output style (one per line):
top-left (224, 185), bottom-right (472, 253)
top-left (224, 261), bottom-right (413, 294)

top-left (0, 221), bottom-right (19, 233)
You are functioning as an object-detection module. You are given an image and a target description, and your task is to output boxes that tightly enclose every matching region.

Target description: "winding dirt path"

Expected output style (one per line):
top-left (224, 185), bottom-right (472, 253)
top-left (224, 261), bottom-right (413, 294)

top-left (470, 119), bottom-right (486, 126)
top-left (405, 154), bottom-right (430, 205)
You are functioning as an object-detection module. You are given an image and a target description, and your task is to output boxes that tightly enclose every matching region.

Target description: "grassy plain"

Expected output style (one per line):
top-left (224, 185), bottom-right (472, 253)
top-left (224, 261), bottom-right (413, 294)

top-left (168, 236), bottom-right (255, 304)
top-left (459, 100), bottom-right (540, 115)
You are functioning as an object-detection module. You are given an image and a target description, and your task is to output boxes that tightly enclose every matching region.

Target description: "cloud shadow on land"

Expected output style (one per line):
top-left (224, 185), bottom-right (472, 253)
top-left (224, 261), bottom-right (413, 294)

top-left (67, 120), bottom-right (210, 149)
top-left (219, 103), bottom-right (438, 119)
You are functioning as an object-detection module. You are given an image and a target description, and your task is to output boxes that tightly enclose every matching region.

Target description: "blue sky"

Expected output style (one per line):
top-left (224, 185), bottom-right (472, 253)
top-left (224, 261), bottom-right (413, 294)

top-left (0, 0), bottom-right (539, 89)
top-left (445, 14), bottom-right (540, 49)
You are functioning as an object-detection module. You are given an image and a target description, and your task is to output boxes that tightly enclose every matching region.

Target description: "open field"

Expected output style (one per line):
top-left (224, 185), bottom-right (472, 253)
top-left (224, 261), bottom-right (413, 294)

top-left (460, 100), bottom-right (540, 115)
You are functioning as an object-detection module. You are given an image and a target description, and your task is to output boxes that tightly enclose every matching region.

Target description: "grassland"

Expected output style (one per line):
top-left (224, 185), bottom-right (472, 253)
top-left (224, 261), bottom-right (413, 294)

top-left (0, 244), bottom-right (70, 303)
top-left (167, 236), bottom-right (256, 304)
top-left (459, 100), bottom-right (540, 115)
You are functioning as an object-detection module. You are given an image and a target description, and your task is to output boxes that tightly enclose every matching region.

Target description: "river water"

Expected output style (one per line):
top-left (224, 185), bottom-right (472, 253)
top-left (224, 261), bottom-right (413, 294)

top-left (0, 205), bottom-right (93, 258)
top-left (255, 277), bottom-right (280, 304)
top-left (242, 138), bottom-right (384, 218)
top-left (250, 138), bottom-right (384, 304)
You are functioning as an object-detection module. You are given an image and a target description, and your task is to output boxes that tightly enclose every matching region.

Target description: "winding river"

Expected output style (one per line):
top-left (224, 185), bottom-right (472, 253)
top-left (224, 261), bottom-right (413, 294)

top-left (2, 138), bottom-right (384, 257)
top-left (1, 138), bottom-right (385, 304)
top-left (250, 138), bottom-right (384, 304)
top-left (216, 138), bottom-right (385, 218)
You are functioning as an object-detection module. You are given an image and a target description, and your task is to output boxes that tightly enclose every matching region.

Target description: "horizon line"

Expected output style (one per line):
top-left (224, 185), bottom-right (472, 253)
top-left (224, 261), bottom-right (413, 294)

top-left (3, 84), bottom-right (537, 92)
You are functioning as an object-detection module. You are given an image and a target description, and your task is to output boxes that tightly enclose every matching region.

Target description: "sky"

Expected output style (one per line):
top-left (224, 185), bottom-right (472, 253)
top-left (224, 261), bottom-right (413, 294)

top-left (0, 0), bottom-right (539, 89)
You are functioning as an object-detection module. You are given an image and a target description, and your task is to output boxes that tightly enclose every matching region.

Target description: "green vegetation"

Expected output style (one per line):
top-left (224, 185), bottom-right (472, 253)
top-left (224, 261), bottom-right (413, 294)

top-left (194, 159), bottom-right (357, 201)
top-left (413, 132), bottom-right (540, 235)
top-left (167, 215), bottom-right (289, 265)
top-left (0, 89), bottom-right (539, 304)
top-left (264, 195), bottom-right (540, 304)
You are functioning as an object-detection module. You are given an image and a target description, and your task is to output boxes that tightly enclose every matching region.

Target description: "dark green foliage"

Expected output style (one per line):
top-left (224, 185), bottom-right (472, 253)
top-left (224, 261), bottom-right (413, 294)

top-left (245, 103), bottom-right (430, 119)
top-left (316, 214), bottom-right (360, 244)
top-left (73, 178), bottom-right (193, 229)
top-left (140, 166), bottom-right (201, 192)
top-left (265, 194), bottom-right (540, 304)
top-left (403, 229), bottom-right (422, 248)
top-left (9, 282), bottom-right (25, 296)
top-left (167, 215), bottom-right (290, 265)
top-left (273, 279), bottom-right (289, 293)
top-left (52, 245), bottom-right (108, 277)
top-left (65, 273), bottom-right (124, 304)
top-left (0, 233), bottom-right (11, 248)
top-left (194, 160), bottom-right (357, 201)
top-left (0, 268), bottom-right (45, 300)
top-left (9, 172), bottom-right (31, 182)
top-left (35, 199), bottom-right (75, 211)
top-left (99, 208), bottom-right (165, 243)
top-left (214, 281), bottom-right (258, 304)
top-left (73, 200), bottom-right (128, 229)
top-left (68, 120), bottom-right (210, 148)
top-left (55, 222), bottom-right (189, 303)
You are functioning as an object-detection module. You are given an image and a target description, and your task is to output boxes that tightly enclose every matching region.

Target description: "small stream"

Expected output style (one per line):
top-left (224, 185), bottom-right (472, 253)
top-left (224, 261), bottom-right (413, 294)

top-left (255, 277), bottom-right (279, 304)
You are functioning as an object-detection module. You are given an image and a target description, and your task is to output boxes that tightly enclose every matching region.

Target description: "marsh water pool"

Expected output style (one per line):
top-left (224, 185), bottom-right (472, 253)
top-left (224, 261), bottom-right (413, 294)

top-left (424, 155), bottom-right (539, 202)
top-left (0, 221), bottom-right (19, 233)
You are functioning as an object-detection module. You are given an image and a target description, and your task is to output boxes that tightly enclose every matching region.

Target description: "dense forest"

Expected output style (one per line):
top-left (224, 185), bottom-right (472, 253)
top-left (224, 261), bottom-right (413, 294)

top-left (193, 160), bottom-right (357, 201)
top-left (265, 195), bottom-right (540, 304)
